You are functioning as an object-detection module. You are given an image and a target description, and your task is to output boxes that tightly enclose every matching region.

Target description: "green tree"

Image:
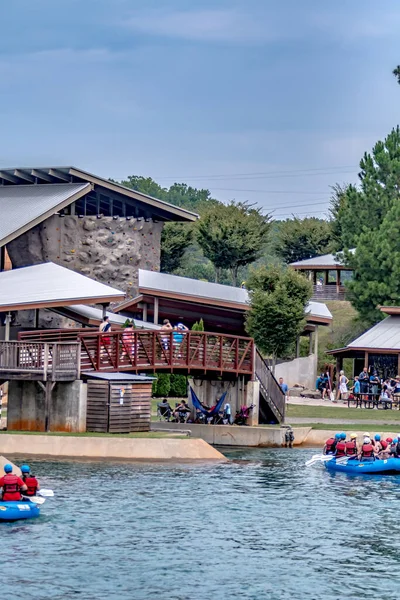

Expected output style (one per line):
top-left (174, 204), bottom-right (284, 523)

top-left (275, 217), bottom-right (332, 263)
top-left (169, 374), bottom-right (188, 397)
top-left (347, 200), bottom-right (400, 323)
top-left (197, 201), bottom-right (271, 285)
top-left (245, 266), bottom-right (312, 369)
top-left (393, 65), bottom-right (400, 85)
top-left (160, 223), bottom-right (193, 273)
top-left (153, 373), bottom-right (171, 397)
top-left (191, 319), bottom-right (204, 331)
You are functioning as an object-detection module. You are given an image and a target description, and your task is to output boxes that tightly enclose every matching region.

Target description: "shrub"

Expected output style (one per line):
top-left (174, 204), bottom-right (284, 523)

top-left (169, 374), bottom-right (188, 397)
top-left (153, 373), bottom-right (171, 397)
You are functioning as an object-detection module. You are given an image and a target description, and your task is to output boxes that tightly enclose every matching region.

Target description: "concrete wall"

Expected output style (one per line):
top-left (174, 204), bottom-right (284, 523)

top-left (7, 214), bottom-right (163, 327)
top-left (0, 435), bottom-right (227, 461)
top-left (153, 421), bottom-right (312, 447)
top-left (275, 354), bottom-right (317, 389)
top-left (7, 380), bottom-right (87, 433)
top-left (190, 377), bottom-right (248, 417)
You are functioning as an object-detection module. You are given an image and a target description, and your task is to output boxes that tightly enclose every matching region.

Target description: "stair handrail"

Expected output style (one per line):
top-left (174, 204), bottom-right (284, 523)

top-left (255, 348), bottom-right (285, 421)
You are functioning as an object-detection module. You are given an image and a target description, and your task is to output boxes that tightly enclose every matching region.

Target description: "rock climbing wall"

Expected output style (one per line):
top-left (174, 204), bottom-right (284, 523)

top-left (8, 215), bottom-right (163, 297)
top-left (7, 215), bottom-right (163, 327)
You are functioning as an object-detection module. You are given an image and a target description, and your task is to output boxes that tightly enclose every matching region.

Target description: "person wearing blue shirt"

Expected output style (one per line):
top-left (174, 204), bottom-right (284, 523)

top-left (279, 377), bottom-right (289, 394)
top-left (352, 376), bottom-right (361, 395)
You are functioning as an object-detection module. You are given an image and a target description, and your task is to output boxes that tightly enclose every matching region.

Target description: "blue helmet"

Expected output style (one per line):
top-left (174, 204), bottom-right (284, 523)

top-left (394, 438), bottom-right (399, 444)
top-left (335, 433), bottom-right (341, 439)
top-left (4, 464), bottom-right (12, 473)
top-left (374, 434), bottom-right (381, 441)
top-left (20, 465), bottom-right (30, 474)
top-left (341, 432), bottom-right (346, 440)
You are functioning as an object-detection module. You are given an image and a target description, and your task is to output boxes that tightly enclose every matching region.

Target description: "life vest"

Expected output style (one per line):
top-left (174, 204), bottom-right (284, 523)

top-left (345, 440), bottom-right (357, 455)
top-left (22, 475), bottom-right (38, 497)
top-left (335, 441), bottom-right (346, 457)
top-left (2, 474), bottom-right (21, 499)
top-left (324, 438), bottom-right (335, 454)
top-left (361, 443), bottom-right (374, 458)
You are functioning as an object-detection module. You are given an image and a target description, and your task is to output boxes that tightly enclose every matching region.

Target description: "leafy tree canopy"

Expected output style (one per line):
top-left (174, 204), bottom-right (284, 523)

top-left (245, 266), bottom-right (312, 364)
top-left (197, 201), bottom-right (271, 285)
top-left (275, 217), bottom-right (332, 263)
top-left (160, 223), bottom-right (193, 273)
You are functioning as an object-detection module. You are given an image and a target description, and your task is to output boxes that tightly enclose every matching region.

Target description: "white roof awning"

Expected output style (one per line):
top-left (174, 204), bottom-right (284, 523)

top-left (52, 303), bottom-right (161, 330)
top-left (0, 262), bottom-right (125, 311)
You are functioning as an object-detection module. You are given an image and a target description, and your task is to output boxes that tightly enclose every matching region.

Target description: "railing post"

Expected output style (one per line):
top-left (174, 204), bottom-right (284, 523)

top-left (219, 335), bottom-right (223, 373)
top-left (52, 343), bottom-right (57, 381)
top-left (203, 333), bottom-right (207, 369)
top-left (115, 332), bottom-right (120, 371)
top-left (43, 343), bottom-right (49, 382)
top-left (76, 342), bottom-right (81, 379)
top-left (152, 331), bottom-right (156, 369)
top-left (96, 334), bottom-right (101, 371)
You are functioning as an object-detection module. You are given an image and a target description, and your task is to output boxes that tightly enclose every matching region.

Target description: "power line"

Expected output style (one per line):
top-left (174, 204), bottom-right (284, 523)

top-left (153, 165), bottom-right (358, 181)
top-left (208, 187), bottom-right (331, 195)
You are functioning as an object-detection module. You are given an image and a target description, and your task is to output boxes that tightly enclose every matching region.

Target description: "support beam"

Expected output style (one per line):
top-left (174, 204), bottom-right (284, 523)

top-left (309, 332), bottom-right (313, 355)
top-left (314, 325), bottom-right (319, 358)
top-left (295, 336), bottom-right (300, 358)
top-left (153, 297), bottom-right (159, 325)
top-left (0, 171), bottom-right (20, 184)
top-left (31, 169), bottom-right (54, 183)
top-left (4, 312), bottom-right (11, 341)
top-left (142, 303), bottom-right (148, 322)
top-left (14, 169), bottom-right (35, 183)
top-left (38, 380), bottom-right (56, 432)
top-left (49, 168), bottom-right (70, 182)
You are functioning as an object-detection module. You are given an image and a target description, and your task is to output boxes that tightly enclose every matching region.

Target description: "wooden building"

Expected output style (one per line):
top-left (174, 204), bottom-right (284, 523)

top-left (85, 373), bottom-right (154, 433)
top-left (290, 250), bottom-right (354, 301)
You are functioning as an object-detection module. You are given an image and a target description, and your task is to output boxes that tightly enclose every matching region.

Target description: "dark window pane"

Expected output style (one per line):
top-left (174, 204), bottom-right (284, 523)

top-left (75, 198), bottom-right (85, 215)
top-left (86, 195), bottom-right (98, 215)
top-left (99, 194), bottom-right (111, 216)
top-left (125, 201), bottom-right (136, 217)
top-left (113, 199), bottom-right (124, 216)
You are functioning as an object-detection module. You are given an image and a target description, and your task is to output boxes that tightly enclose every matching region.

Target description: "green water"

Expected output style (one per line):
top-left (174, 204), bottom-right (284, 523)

top-left (4, 448), bottom-right (400, 599)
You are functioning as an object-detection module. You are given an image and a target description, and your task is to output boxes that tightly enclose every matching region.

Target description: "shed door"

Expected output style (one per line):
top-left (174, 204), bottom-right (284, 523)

top-left (109, 383), bottom-right (132, 434)
top-left (86, 381), bottom-right (109, 433)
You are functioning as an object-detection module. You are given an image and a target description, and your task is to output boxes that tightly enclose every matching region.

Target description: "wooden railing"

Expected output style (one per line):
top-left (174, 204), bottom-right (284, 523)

top-left (312, 284), bottom-right (346, 301)
top-left (19, 329), bottom-right (254, 376)
top-left (255, 349), bottom-right (285, 422)
top-left (0, 341), bottom-right (81, 381)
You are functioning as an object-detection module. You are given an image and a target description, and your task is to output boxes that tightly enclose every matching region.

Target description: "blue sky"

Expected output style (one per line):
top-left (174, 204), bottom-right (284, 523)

top-left (1, 0), bottom-right (400, 218)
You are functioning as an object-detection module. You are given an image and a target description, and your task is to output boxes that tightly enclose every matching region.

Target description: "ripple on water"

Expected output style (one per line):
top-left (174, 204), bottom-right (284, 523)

top-left (4, 449), bottom-right (400, 600)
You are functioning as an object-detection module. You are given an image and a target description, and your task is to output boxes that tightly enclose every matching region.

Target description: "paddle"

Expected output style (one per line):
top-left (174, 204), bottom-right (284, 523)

top-left (38, 489), bottom-right (54, 497)
top-left (22, 495), bottom-right (46, 505)
top-left (305, 454), bottom-right (334, 467)
top-left (335, 455), bottom-right (360, 465)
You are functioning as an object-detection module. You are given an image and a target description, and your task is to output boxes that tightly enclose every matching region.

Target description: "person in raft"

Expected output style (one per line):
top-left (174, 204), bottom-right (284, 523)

top-left (20, 464), bottom-right (40, 497)
top-left (0, 464), bottom-right (27, 501)
top-left (323, 432), bottom-right (340, 454)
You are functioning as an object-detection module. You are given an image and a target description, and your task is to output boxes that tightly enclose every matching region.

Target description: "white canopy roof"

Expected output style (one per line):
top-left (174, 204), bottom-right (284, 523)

top-left (348, 315), bottom-right (400, 350)
top-left (0, 262), bottom-right (125, 311)
top-left (52, 303), bottom-right (160, 330)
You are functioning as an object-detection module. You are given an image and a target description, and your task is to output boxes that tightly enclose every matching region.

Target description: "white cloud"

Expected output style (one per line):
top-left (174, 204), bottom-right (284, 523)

top-left (122, 7), bottom-right (277, 44)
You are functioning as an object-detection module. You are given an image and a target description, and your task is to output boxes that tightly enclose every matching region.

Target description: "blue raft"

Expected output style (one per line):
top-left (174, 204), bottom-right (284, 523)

top-left (325, 457), bottom-right (400, 475)
top-left (0, 500), bottom-right (40, 521)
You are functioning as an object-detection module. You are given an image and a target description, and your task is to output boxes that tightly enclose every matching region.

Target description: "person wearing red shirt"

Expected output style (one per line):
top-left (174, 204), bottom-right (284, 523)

top-left (0, 464), bottom-right (27, 501)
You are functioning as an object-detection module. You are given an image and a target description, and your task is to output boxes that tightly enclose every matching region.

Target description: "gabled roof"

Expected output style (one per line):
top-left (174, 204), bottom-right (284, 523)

top-left (0, 183), bottom-right (90, 247)
top-left (347, 315), bottom-right (400, 350)
top-left (0, 262), bottom-right (125, 311)
top-left (0, 166), bottom-right (198, 223)
top-left (115, 269), bottom-right (332, 325)
top-left (290, 249), bottom-right (355, 269)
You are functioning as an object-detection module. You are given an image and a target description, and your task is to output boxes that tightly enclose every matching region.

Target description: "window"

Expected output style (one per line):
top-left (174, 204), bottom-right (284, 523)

top-left (99, 194), bottom-right (111, 216)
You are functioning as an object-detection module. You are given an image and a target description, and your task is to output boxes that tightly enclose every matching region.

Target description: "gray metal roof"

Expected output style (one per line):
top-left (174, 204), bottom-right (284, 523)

top-left (138, 269), bottom-right (332, 322)
top-left (83, 372), bottom-right (155, 381)
top-left (348, 315), bottom-right (400, 350)
top-left (139, 269), bottom-right (249, 305)
top-left (290, 249), bottom-right (355, 268)
top-left (55, 303), bottom-right (161, 329)
top-left (0, 262), bottom-right (125, 310)
top-left (0, 183), bottom-right (90, 247)
top-left (0, 167), bottom-right (198, 222)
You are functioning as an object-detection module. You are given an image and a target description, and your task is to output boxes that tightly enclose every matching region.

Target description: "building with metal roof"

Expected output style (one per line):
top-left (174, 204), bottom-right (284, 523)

top-left (290, 249), bottom-right (355, 302)
top-left (327, 307), bottom-right (400, 379)
top-left (0, 166), bottom-right (198, 302)
top-left (51, 303), bottom-right (161, 330)
top-left (114, 269), bottom-right (332, 333)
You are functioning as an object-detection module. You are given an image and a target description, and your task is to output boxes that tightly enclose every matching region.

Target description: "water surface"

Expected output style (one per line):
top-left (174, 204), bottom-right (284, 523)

top-left (4, 448), bottom-right (400, 600)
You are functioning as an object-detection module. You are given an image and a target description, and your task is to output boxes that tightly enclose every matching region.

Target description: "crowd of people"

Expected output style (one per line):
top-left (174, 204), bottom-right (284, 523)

top-left (0, 464), bottom-right (40, 501)
top-left (316, 366), bottom-right (400, 405)
top-left (323, 432), bottom-right (400, 460)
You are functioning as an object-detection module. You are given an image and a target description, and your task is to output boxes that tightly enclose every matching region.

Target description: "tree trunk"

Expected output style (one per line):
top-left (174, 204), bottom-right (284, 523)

top-left (215, 267), bottom-right (221, 283)
top-left (231, 265), bottom-right (239, 287)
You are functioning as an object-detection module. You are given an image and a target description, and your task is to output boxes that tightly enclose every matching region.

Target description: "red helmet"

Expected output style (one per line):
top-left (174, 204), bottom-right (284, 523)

top-left (386, 437), bottom-right (393, 443)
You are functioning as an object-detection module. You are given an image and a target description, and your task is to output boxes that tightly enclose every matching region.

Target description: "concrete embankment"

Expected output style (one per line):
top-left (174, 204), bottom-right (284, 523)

top-left (152, 422), bottom-right (312, 446)
top-left (0, 435), bottom-right (227, 461)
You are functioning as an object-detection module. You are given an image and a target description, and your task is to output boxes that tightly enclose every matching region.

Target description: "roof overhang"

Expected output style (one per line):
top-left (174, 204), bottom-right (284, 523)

top-left (0, 167), bottom-right (198, 222)
top-left (0, 263), bottom-right (125, 312)
top-left (290, 264), bottom-right (351, 271)
top-left (379, 306), bottom-right (400, 316)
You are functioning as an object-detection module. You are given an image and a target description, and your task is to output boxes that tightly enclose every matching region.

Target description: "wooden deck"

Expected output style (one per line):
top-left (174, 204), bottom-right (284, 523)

top-left (19, 329), bottom-right (254, 376)
top-left (0, 341), bottom-right (80, 381)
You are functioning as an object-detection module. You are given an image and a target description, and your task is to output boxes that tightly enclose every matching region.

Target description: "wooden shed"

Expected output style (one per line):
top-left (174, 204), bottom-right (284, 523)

top-left (85, 373), bottom-right (153, 433)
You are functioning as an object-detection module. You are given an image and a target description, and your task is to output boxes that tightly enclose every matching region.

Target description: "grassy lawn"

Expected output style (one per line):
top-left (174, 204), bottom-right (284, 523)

top-left (0, 430), bottom-right (187, 439)
top-left (286, 404), bottom-right (400, 421)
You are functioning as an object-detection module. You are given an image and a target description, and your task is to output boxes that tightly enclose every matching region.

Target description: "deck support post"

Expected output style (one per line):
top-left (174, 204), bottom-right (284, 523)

top-left (38, 380), bottom-right (56, 432)
top-left (153, 297), bottom-right (159, 325)
top-left (4, 312), bottom-right (11, 341)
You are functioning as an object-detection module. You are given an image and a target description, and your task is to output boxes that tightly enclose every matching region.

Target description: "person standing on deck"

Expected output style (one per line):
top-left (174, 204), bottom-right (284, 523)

top-left (359, 367), bottom-right (369, 397)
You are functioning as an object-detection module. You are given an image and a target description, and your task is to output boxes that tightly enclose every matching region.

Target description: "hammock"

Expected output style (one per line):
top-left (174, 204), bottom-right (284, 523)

top-left (190, 387), bottom-right (227, 418)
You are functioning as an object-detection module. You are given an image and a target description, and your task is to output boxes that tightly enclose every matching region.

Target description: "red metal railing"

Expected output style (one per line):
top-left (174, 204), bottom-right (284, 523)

top-left (19, 329), bottom-right (254, 375)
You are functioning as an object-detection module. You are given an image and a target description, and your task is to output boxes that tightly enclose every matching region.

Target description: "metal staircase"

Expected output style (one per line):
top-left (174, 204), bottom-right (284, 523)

top-left (255, 349), bottom-right (285, 424)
